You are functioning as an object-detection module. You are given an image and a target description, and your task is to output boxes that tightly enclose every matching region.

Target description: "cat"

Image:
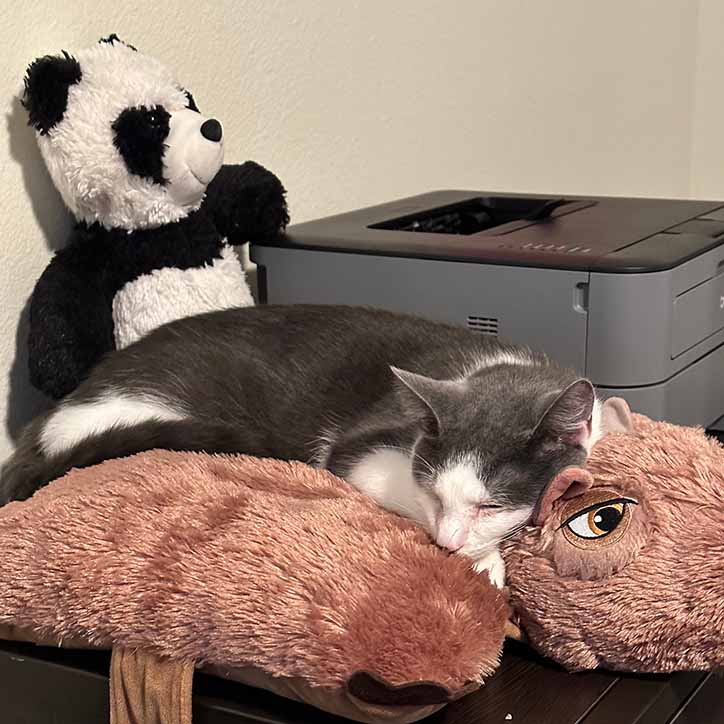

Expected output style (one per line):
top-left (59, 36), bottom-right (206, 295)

top-left (1, 305), bottom-right (601, 586)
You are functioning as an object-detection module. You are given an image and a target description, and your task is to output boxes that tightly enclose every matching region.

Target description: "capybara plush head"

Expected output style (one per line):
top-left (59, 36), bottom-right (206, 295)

top-left (505, 401), bottom-right (724, 672)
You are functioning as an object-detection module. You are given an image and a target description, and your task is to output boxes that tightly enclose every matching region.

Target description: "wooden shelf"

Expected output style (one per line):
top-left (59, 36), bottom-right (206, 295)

top-left (0, 639), bottom-right (719, 723)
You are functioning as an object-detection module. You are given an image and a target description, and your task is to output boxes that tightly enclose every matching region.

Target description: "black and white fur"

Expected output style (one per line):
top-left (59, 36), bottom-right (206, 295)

top-left (22, 36), bottom-right (288, 399)
top-left (2, 306), bottom-right (601, 585)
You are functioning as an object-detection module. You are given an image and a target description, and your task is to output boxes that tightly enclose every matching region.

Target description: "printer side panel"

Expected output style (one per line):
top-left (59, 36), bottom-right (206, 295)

top-left (595, 340), bottom-right (724, 427)
top-left (587, 244), bottom-right (724, 426)
top-left (251, 246), bottom-right (589, 373)
top-left (586, 271), bottom-right (674, 388)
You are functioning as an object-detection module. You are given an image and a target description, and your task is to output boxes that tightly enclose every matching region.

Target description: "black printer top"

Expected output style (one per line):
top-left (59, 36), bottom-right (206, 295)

top-left (256, 190), bottom-right (724, 273)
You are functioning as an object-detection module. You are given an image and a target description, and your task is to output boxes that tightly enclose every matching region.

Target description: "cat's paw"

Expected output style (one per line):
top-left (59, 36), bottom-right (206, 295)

top-left (472, 549), bottom-right (506, 588)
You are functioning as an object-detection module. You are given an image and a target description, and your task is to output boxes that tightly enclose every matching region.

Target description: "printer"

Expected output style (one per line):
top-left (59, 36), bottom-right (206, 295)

top-left (250, 190), bottom-right (724, 428)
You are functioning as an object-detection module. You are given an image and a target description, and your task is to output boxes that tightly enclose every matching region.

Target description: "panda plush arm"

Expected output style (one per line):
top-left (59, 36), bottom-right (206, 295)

top-left (28, 243), bottom-right (114, 400)
top-left (202, 162), bottom-right (289, 245)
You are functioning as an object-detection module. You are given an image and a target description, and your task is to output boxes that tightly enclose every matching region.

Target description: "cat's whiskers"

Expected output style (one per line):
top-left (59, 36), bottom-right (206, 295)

top-left (412, 451), bottom-right (436, 477)
top-left (370, 444), bottom-right (433, 475)
top-left (498, 522), bottom-right (528, 542)
top-left (463, 523), bottom-right (527, 560)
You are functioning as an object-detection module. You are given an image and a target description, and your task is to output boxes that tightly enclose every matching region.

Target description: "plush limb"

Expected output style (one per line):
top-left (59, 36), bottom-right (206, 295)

top-left (203, 162), bottom-right (289, 245)
top-left (28, 248), bottom-right (115, 399)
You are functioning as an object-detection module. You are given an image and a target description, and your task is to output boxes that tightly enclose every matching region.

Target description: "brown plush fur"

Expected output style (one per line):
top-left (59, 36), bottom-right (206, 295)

top-left (0, 451), bottom-right (508, 692)
top-left (505, 414), bottom-right (724, 672)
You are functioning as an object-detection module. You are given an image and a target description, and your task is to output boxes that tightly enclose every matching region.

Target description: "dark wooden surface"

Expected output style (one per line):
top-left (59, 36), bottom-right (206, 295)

top-left (0, 639), bottom-right (719, 724)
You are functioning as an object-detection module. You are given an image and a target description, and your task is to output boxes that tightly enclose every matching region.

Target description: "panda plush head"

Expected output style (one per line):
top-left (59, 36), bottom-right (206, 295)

top-left (23, 35), bottom-right (225, 230)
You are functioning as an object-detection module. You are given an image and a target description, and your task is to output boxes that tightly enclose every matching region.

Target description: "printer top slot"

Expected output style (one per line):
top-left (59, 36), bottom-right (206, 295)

top-left (368, 196), bottom-right (579, 236)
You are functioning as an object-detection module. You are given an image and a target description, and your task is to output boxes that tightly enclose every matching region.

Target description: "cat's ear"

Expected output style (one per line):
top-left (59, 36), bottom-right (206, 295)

top-left (532, 379), bottom-right (595, 449)
top-left (390, 367), bottom-right (465, 436)
top-left (23, 51), bottom-right (82, 135)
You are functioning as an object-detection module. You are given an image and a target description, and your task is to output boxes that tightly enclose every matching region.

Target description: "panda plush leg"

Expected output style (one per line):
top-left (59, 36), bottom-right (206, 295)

top-left (28, 248), bottom-right (115, 400)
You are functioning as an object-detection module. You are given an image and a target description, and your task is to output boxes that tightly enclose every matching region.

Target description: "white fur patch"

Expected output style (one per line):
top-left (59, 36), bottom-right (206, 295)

top-left (586, 397), bottom-right (604, 452)
top-left (345, 448), bottom-right (438, 531)
top-left (40, 393), bottom-right (186, 458)
top-left (460, 349), bottom-right (535, 379)
top-left (112, 244), bottom-right (252, 348)
top-left (435, 456), bottom-right (487, 510)
top-left (36, 40), bottom-right (223, 230)
top-left (434, 455), bottom-right (488, 550)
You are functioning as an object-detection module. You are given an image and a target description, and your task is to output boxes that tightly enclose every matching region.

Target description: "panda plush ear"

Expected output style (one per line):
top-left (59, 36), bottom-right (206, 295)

top-left (22, 51), bottom-right (82, 135)
top-left (98, 34), bottom-right (137, 51)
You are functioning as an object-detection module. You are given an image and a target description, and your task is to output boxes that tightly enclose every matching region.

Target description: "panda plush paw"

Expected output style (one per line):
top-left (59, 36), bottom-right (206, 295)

top-left (203, 162), bottom-right (289, 245)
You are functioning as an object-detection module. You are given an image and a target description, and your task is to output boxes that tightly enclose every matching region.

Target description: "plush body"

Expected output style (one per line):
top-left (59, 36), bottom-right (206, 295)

top-left (0, 450), bottom-right (509, 722)
top-left (22, 36), bottom-right (288, 399)
top-left (3, 305), bottom-right (599, 584)
top-left (0, 407), bottom-right (722, 724)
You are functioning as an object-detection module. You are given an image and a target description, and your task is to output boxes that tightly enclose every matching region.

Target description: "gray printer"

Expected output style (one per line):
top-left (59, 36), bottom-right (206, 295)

top-left (250, 190), bottom-right (724, 428)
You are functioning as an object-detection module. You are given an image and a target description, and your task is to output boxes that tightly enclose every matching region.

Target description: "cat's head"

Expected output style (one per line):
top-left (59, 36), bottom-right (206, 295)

top-left (390, 365), bottom-right (599, 560)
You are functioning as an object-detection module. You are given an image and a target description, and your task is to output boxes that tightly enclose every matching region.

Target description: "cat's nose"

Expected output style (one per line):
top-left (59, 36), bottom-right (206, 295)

top-left (436, 518), bottom-right (468, 551)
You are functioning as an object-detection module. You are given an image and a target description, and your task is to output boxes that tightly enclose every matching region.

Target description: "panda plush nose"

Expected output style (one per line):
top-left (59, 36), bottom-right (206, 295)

top-left (200, 119), bottom-right (223, 142)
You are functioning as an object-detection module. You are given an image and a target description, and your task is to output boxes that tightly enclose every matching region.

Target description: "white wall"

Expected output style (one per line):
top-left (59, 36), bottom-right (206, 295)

top-left (690, 0), bottom-right (724, 198)
top-left (0, 0), bottom-right (715, 458)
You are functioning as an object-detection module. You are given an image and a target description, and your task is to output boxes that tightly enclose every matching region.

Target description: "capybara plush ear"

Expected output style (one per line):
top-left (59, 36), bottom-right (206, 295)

top-left (600, 397), bottom-right (634, 436)
top-left (534, 467), bottom-right (594, 525)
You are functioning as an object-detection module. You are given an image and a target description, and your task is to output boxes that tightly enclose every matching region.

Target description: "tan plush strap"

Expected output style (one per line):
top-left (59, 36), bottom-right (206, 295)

top-left (110, 648), bottom-right (194, 724)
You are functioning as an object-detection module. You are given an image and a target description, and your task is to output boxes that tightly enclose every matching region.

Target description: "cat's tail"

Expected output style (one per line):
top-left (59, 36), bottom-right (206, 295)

top-left (0, 417), bottom-right (250, 504)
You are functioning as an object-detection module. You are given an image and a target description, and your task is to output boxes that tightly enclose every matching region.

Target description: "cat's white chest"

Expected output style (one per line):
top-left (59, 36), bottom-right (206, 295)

top-left (344, 448), bottom-right (437, 531)
top-left (112, 244), bottom-right (253, 349)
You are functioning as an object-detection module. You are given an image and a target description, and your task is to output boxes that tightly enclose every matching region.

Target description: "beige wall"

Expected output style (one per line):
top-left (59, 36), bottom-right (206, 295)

top-left (0, 0), bottom-right (714, 458)
top-left (691, 0), bottom-right (724, 198)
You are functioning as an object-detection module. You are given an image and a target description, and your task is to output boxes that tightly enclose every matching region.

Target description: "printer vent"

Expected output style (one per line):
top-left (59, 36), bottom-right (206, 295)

top-left (467, 316), bottom-right (499, 336)
top-left (508, 242), bottom-right (592, 254)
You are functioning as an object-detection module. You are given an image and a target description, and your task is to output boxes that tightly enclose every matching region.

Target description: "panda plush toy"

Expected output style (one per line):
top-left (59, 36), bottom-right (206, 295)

top-left (22, 35), bottom-right (289, 400)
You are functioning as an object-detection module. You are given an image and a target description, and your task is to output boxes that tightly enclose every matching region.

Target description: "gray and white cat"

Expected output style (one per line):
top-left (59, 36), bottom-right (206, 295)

top-left (2, 305), bottom-right (601, 585)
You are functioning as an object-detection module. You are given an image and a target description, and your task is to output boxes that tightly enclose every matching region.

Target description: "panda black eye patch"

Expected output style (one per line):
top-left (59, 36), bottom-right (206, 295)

top-left (112, 105), bottom-right (171, 185)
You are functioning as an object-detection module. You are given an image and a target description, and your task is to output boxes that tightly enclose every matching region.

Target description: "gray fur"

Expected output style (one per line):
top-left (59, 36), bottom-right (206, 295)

top-left (2, 305), bottom-right (594, 505)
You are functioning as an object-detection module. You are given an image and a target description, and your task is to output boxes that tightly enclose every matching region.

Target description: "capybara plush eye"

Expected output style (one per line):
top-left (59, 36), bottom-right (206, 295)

top-left (561, 493), bottom-right (637, 549)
